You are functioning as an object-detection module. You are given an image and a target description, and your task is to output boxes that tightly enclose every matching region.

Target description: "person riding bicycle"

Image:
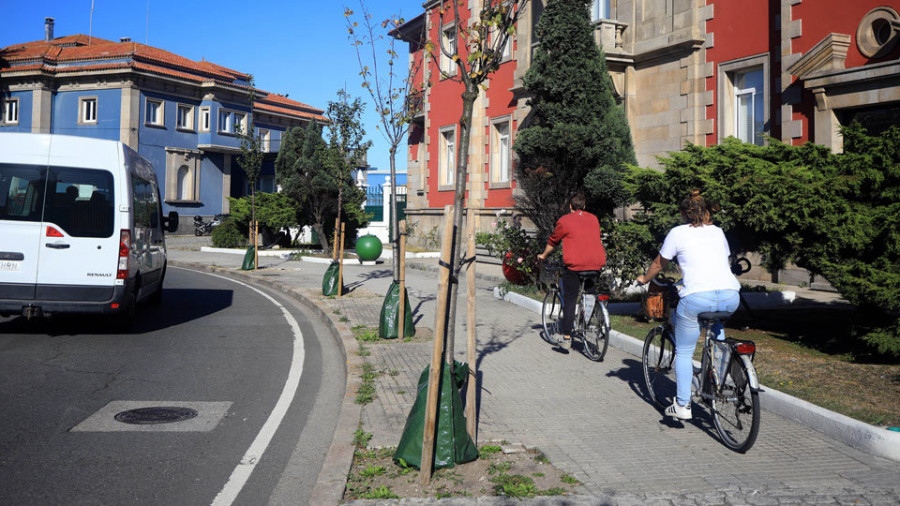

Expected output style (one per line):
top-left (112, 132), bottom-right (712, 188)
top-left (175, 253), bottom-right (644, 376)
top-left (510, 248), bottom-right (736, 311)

top-left (636, 189), bottom-right (740, 421)
top-left (537, 193), bottom-right (607, 349)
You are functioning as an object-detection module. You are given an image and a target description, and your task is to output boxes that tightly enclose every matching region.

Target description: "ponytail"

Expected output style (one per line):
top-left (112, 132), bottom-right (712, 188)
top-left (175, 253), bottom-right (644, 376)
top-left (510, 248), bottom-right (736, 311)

top-left (679, 189), bottom-right (715, 227)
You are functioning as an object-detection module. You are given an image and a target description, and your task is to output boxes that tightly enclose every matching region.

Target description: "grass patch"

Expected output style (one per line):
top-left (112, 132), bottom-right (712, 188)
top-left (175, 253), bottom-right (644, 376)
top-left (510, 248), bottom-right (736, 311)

top-left (478, 445), bottom-right (503, 459)
top-left (345, 443), bottom-right (576, 501)
top-left (560, 473), bottom-right (580, 485)
top-left (355, 362), bottom-right (378, 405)
top-left (490, 474), bottom-right (538, 498)
top-left (353, 326), bottom-right (381, 342)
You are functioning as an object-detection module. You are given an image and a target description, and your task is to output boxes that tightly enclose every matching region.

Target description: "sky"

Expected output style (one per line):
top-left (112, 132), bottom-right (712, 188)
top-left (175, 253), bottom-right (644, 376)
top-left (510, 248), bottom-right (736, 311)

top-left (1, 0), bottom-right (427, 174)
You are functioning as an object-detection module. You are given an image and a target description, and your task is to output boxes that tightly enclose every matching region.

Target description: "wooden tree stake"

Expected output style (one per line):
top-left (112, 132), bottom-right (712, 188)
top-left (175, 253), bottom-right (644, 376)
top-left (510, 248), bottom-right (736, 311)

top-left (338, 222), bottom-right (346, 297)
top-left (333, 218), bottom-right (340, 262)
top-left (398, 220), bottom-right (407, 340)
top-left (465, 212), bottom-right (478, 442)
top-left (421, 206), bottom-right (455, 486)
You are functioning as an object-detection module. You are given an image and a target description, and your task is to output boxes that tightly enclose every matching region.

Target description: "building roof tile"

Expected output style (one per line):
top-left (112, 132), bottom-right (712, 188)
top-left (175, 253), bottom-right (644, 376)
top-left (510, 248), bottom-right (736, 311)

top-left (1, 35), bottom-right (323, 121)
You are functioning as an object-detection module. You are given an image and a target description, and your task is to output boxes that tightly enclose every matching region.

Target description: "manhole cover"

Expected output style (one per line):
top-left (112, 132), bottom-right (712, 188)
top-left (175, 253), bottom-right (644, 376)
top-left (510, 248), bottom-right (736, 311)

top-left (114, 406), bottom-right (199, 425)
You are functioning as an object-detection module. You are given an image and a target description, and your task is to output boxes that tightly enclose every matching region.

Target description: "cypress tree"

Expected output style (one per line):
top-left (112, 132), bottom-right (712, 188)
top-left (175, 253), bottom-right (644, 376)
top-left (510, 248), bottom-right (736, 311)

top-left (514, 0), bottom-right (636, 239)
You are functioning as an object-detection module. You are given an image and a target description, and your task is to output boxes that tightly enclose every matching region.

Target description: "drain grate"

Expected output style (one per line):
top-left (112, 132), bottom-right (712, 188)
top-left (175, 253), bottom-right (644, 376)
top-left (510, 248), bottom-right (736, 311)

top-left (114, 406), bottom-right (199, 425)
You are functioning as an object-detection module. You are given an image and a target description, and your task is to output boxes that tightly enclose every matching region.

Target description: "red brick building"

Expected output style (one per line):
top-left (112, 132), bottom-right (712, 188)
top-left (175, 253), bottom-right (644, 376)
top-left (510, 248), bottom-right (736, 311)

top-left (394, 1), bottom-right (900, 239)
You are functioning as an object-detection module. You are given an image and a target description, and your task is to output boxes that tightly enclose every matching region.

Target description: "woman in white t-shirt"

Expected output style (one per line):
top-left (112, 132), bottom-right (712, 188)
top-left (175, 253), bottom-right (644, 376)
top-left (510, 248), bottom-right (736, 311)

top-left (637, 189), bottom-right (740, 421)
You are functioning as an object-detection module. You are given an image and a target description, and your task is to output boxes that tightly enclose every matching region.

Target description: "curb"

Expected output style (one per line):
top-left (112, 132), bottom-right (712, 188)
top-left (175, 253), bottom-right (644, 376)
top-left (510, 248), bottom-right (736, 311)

top-left (493, 288), bottom-right (900, 463)
top-left (169, 260), bottom-right (362, 504)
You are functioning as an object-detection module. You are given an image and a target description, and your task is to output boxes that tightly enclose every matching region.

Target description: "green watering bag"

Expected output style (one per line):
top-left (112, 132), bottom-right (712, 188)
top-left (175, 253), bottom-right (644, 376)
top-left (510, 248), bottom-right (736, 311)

top-left (322, 261), bottom-right (341, 296)
top-left (379, 281), bottom-right (415, 339)
top-left (393, 361), bottom-right (478, 470)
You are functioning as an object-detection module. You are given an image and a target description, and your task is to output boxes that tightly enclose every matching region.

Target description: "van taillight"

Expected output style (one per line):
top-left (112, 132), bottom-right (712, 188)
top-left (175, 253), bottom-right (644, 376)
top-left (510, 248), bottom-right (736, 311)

top-left (46, 226), bottom-right (64, 237)
top-left (117, 230), bottom-right (131, 279)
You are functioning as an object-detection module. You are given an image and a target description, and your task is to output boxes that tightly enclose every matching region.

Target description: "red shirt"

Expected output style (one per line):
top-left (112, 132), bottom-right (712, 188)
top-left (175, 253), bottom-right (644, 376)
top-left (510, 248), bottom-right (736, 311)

top-left (547, 210), bottom-right (607, 271)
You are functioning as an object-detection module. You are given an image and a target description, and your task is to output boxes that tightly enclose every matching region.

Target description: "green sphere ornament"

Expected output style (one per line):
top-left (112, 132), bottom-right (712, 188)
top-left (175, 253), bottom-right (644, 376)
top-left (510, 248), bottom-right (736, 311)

top-left (355, 234), bottom-right (383, 261)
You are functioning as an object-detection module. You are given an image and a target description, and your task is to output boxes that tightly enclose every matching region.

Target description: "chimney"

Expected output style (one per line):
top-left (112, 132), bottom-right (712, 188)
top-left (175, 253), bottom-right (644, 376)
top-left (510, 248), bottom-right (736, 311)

top-left (120, 37), bottom-right (131, 43)
top-left (45, 17), bottom-right (55, 41)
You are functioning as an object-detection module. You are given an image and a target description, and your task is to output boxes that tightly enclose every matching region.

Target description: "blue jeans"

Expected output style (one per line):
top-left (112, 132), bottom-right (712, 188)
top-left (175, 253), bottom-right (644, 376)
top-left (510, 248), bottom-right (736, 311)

top-left (673, 289), bottom-right (740, 406)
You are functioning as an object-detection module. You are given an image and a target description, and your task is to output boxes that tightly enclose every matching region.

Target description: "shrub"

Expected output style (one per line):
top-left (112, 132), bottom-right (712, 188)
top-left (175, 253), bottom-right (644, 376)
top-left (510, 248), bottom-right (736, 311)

top-left (211, 219), bottom-right (248, 249)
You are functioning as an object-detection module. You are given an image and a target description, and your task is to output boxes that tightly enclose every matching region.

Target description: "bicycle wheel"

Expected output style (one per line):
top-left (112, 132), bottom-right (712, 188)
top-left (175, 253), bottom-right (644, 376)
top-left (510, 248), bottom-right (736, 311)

top-left (540, 289), bottom-right (563, 345)
top-left (582, 301), bottom-right (610, 362)
top-left (642, 326), bottom-right (676, 408)
top-left (711, 357), bottom-right (761, 452)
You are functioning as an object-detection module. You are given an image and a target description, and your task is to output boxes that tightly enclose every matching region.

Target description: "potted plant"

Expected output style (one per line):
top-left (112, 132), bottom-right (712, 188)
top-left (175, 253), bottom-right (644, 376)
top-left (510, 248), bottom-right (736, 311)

top-left (476, 214), bottom-right (540, 285)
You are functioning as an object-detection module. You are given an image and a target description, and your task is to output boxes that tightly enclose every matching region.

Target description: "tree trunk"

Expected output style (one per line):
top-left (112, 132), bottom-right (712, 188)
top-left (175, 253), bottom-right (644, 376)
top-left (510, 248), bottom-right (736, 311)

top-left (313, 221), bottom-right (330, 254)
top-left (444, 85), bottom-right (479, 365)
top-left (389, 146), bottom-right (400, 281)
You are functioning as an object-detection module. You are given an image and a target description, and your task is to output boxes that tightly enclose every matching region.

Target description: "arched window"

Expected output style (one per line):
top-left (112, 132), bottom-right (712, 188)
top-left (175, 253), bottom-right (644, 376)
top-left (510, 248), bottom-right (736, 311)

top-left (177, 165), bottom-right (190, 200)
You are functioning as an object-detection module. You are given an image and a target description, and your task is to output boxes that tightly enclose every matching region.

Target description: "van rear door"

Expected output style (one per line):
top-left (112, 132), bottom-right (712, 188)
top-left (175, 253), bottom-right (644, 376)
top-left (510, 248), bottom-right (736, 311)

top-left (0, 163), bottom-right (47, 301)
top-left (35, 165), bottom-right (119, 301)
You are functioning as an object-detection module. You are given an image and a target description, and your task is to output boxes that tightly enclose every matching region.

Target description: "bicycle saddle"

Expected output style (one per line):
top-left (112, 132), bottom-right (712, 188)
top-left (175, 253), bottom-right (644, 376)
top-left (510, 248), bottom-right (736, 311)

top-left (575, 270), bottom-right (602, 279)
top-left (697, 311), bottom-right (733, 324)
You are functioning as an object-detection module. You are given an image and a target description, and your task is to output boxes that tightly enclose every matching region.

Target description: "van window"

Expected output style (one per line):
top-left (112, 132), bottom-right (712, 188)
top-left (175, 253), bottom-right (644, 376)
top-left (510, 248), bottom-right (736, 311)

top-left (45, 167), bottom-right (115, 238)
top-left (132, 176), bottom-right (159, 228)
top-left (0, 164), bottom-right (46, 222)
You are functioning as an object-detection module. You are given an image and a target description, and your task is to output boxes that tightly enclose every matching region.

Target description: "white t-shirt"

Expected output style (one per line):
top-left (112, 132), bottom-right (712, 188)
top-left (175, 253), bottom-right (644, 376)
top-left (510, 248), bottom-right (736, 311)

top-left (659, 224), bottom-right (741, 297)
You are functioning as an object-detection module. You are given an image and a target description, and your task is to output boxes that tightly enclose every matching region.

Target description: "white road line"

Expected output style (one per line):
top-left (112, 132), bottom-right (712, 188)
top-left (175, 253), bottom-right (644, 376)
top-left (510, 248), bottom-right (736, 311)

top-left (173, 268), bottom-right (306, 506)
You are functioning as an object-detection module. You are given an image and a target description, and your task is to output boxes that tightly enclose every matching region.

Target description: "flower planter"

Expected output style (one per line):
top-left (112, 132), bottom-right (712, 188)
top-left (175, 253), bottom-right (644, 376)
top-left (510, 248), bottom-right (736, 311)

top-left (502, 251), bottom-right (530, 285)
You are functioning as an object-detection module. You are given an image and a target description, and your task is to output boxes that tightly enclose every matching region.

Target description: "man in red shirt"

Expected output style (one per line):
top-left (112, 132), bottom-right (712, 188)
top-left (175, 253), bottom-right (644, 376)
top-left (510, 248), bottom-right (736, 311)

top-left (537, 193), bottom-right (607, 348)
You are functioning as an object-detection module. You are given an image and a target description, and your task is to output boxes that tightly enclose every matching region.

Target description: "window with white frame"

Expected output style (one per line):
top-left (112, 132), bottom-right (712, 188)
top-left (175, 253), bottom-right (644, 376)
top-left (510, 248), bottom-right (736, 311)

top-left (218, 110), bottom-right (233, 133)
top-left (233, 112), bottom-right (246, 135)
top-left (591, 0), bottom-right (610, 21)
top-left (79, 97), bottom-right (97, 124)
top-left (734, 69), bottom-right (765, 146)
top-left (491, 118), bottom-right (512, 185)
top-left (259, 129), bottom-right (271, 152)
top-left (717, 55), bottom-right (769, 147)
top-left (199, 107), bottom-right (210, 132)
top-left (2, 99), bottom-right (18, 124)
top-left (145, 98), bottom-right (164, 126)
top-left (440, 24), bottom-right (457, 77)
top-left (176, 104), bottom-right (195, 130)
top-left (439, 126), bottom-right (456, 189)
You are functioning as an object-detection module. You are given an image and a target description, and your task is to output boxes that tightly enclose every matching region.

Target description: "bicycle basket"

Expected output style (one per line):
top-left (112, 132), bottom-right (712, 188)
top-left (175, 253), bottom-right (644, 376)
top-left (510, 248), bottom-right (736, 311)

top-left (539, 261), bottom-right (562, 284)
top-left (642, 282), bottom-right (677, 320)
top-left (641, 291), bottom-right (666, 320)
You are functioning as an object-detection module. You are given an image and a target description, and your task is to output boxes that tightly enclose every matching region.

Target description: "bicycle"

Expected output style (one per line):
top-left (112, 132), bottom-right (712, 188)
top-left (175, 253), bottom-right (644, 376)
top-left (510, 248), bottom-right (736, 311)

top-left (641, 274), bottom-right (761, 452)
top-left (539, 261), bottom-right (610, 362)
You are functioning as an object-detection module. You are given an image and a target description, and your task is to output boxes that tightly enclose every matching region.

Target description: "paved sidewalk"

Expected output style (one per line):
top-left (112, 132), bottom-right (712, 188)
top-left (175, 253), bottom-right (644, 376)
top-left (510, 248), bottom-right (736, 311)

top-left (166, 237), bottom-right (900, 505)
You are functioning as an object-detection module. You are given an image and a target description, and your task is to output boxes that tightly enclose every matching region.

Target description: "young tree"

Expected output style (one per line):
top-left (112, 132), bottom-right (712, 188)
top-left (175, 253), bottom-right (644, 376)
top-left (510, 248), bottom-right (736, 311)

top-left (275, 122), bottom-right (336, 252)
top-left (237, 82), bottom-right (266, 253)
top-left (325, 89), bottom-right (372, 250)
top-left (513, 0), bottom-right (636, 240)
top-left (425, 0), bottom-right (529, 359)
top-left (345, 1), bottom-right (426, 280)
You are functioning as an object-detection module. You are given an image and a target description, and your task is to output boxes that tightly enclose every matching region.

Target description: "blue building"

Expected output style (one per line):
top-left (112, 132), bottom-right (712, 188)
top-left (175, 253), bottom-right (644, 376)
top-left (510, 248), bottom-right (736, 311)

top-left (0, 18), bottom-right (325, 232)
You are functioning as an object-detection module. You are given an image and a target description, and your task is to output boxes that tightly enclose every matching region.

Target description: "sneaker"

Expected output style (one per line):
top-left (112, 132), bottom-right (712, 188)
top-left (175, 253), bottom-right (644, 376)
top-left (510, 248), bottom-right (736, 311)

top-left (557, 335), bottom-right (572, 349)
top-left (664, 401), bottom-right (692, 420)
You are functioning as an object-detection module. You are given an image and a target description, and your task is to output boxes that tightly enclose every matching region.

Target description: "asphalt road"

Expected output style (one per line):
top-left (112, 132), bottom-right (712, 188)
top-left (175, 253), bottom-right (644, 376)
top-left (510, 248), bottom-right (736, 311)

top-left (0, 267), bottom-right (345, 506)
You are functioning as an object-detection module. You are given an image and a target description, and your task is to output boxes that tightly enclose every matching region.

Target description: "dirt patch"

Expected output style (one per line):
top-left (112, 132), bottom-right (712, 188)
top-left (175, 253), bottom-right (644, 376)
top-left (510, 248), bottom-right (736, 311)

top-left (344, 441), bottom-right (580, 501)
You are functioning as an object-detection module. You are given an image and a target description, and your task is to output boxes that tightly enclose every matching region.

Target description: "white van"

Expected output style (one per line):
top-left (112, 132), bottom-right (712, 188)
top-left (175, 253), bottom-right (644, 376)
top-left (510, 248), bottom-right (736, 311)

top-left (0, 133), bottom-right (178, 323)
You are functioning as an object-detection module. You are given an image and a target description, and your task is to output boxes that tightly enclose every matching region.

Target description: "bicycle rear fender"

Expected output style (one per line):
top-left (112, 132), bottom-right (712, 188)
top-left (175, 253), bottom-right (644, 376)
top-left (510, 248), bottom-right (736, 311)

top-left (739, 354), bottom-right (760, 391)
